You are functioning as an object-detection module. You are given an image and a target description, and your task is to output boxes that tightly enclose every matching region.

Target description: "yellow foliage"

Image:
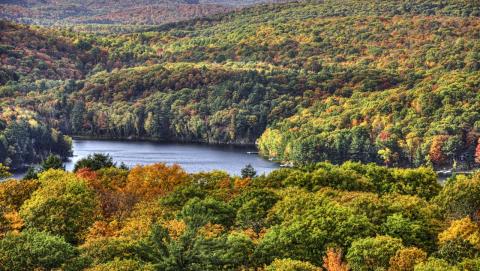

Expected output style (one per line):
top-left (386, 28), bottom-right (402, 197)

top-left (388, 247), bottom-right (427, 271)
top-left (163, 219), bottom-right (186, 240)
top-left (438, 216), bottom-right (480, 249)
top-left (3, 211), bottom-right (23, 232)
top-left (198, 223), bottom-right (224, 239)
top-left (117, 201), bottom-right (167, 239)
top-left (85, 220), bottom-right (121, 241)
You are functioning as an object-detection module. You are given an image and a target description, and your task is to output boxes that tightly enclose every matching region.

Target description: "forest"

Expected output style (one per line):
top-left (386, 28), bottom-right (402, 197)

top-left (1, 0), bottom-right (480, 270)
top-left (0, 0), bottom-right (285, 26)
top-left (1, 157), bottom-right (480, 270)
top-left (1, 0), bottom-right (480, 170)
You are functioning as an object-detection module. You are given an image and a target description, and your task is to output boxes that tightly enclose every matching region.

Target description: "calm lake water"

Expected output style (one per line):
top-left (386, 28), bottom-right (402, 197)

top-left (57, 139), bottom-right (279, 176)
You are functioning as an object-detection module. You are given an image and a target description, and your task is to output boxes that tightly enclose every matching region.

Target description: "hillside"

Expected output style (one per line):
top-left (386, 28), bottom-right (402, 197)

top-left (0, 0), bottom-right (287, 26)
top-left (1, 0), bottom-right (480, 170)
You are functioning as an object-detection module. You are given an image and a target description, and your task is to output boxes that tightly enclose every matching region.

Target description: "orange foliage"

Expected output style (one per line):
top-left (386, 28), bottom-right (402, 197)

top-left (76, 167), bottom-right (98, 181)
top-left (217, 178), bottom-right (232, 190)
top-left (3, 211), bottom-right (24, 232)
top-left (233, 178), bottom-right (250, 191)
top-left (242, 227), bottom-right (267, 242)
top-left (429, 135), bottom-right (449, 165)
top-left (125, 163), bottom-right (188, 201)
top-left (86, 220), bottom-right (121, 240)
top-left (323, 248), bottom-right (350, 271)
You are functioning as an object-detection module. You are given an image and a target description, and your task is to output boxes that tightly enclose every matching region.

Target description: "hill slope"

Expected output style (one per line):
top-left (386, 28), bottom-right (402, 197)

top-left (0, 0), bottom-right (287, 26)
top-left (1, 0), bottom-right (480, 170)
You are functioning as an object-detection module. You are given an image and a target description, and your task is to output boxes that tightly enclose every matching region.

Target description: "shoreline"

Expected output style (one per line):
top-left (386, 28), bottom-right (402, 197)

top-left (70, 135), bottom-right (258, 148)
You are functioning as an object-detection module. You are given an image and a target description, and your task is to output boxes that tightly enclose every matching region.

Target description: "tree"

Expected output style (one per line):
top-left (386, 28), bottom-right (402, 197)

top-left (22, 167), bottom-right (39, 180)
top-left (0, 179), bottom-right (39, 210)
top-left (80, 237), bottom-right (140, 267)
top-left (435, 238), bottom-right (478, 265)
top-left (179, 197), bottom-right (235, 229)
top-left (428, 135), bottom-right (449, 166)
top-left (85, 259), bottom-right (154, 271)
top-left (346, 236), bottom-right (403, 271)
top-left (438, 217), bottom-right (480, 250)
top-left (413, 258), bottom-right (459, 271)
top-left (0, 229), bottom-right (77, 271)
top-left (19, 170), bottom-right (97, 243)
top-left (41, 154), bottom-right (64, 171)
top-left (71, 100), bottom-right (86, 133)
top-left (380, 213), bottom-right (429, 249)
top-left (475, 139), bottom-right (480, 165)
top-left (0, 163), bottom-right (10, 179)
top-left (434, 174), bottom-right (480, 220)
top-left (233, 189), bottom-right (279, 235)
top-left (266, 258), bottom-right (321, 271)
top-left (323, 248), bottom-right (349, 271)
top-left (256, 200), bottom-right (374, 266)
top-left (378, 148), bottom-right (393, 167)
top-left (126, 163), bottom-right (188, 201)
top-left (221, 233), bottom-right (255, 269)
top-left (241, 164), bottom-right (257, 179)
top-left (74, 153), bottom-right (115, 172)
top-left (388, 247), bottom-right (427, 271)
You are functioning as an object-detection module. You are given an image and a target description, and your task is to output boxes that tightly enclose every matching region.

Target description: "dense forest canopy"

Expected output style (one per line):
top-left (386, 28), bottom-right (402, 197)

top-left (0, 159), bottom-right (479, 270)
top-left (0, 0), bottom-right (288, 26)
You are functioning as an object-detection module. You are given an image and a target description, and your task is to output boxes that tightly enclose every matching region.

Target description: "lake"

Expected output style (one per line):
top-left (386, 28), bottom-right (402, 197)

top-left (58, 139), bottom-right (279, 176)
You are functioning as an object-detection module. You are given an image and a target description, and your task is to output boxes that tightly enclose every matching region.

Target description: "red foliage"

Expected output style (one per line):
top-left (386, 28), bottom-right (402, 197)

top-left (475, 138), bottom-right (480, 164)
top-left (429, 135), bottom-right (449, 165)
top-left (76, 168), bottom-right (98, 182)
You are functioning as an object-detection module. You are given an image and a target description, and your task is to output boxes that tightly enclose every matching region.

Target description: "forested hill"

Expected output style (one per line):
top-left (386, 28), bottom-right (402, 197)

top-left (1, 0), bottom-right (480, 169)
top-left (0, 0), bottom-right (287, 26)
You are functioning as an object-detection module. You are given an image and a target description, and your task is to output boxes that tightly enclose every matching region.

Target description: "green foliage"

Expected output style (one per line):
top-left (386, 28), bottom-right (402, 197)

top-left (2, 0), bottom-right (480, 170)
top-left (256, 198), bottom-right (374, 266)
top-left (434, 173), bottom-right (480, 219)
top-left (85, 259), bottom-right (154, 271)
top-left (413, 258), bottom-right (459, 271)
top-left (137, 224), bottom-right (255, 271)
top-left (458, 258), bottom-right (480, 271)
top-left (435, 238), bottom-right (480, 265)
top-left (0, 163), bottom-right (10, 179)
top-left (74, 153), bottom-right (115, 172)
top-left (346, 235), bottom-right (404, 271)
top-left (0, 116), bottom-right (72, 170)
top-left (233, 188), bottom-right (279, 234)
top-left (19, 170), bottom-right (97, 243)
top-left (80, 237), bottom-right (139, 266)
top-left (22, 167), bottom-right (39, 180)
top-left (241, 164), bottom-right (257, 179)
top-left (0, 229), bottom-right (77, 271)
top-left (179, 197), bottom-right (235, 229)
top-left (41, 154), bottom-right (65, 171)
top-left (265, 258), bottom-right (320, 271)
top-left (0, 161), bottom-right (479, 269)
top-left (274, 162), bottom-right (440, 199)
top-left (0, 0), bottom-right (480, 269)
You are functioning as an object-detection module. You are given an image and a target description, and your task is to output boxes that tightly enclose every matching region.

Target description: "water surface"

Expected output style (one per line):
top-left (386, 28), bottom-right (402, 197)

top-left (61, 139), bottom-right (278, 176)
